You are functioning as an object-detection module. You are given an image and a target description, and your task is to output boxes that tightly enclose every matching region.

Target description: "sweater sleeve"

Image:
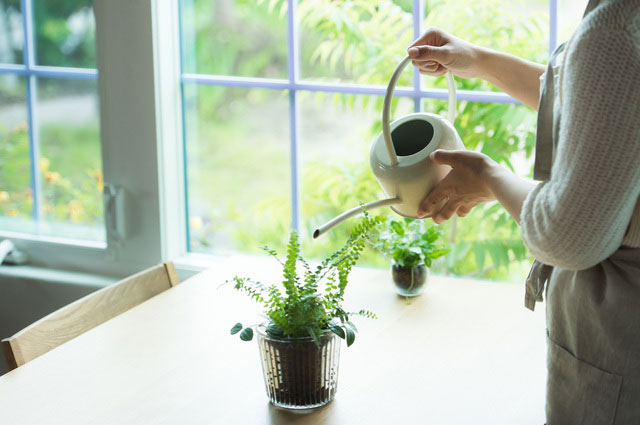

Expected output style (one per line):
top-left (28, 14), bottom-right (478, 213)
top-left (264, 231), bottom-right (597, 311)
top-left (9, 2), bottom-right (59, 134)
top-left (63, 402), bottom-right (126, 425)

top-left (520, 26), bottom-right (640, 270)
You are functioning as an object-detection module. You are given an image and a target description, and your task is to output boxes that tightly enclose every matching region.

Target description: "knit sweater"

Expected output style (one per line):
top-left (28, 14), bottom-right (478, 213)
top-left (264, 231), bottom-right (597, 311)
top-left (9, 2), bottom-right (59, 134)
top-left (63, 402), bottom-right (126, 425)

top-left (520, 0), bottom-right (640, 270)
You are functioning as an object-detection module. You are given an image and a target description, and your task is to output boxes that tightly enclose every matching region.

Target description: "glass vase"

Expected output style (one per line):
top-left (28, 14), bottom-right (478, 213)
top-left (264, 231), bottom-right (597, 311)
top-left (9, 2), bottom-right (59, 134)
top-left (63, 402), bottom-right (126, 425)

top-left (256, 324), bottom-right (341, 409)
top-left (392, 263), bottom-right (428, 297)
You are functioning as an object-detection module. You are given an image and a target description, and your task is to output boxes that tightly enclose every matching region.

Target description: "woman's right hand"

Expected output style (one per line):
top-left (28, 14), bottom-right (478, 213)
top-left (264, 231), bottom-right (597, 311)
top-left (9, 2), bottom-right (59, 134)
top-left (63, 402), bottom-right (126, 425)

top-left (407, 28), bottom-right (483, 80)
top-left (408, 27), bottom-right (546, 109)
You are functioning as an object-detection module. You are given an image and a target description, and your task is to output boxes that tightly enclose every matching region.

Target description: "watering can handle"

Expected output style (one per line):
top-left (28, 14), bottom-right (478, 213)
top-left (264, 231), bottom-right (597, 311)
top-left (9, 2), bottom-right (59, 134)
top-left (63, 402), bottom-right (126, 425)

top-left (382, 55), bottom-right (457, 166)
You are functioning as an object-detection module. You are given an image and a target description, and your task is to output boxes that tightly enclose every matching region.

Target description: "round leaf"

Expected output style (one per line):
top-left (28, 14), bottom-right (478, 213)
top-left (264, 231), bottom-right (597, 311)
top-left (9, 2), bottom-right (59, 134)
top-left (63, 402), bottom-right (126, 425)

top-left (230, 323), bottom-right (243, 335)
top-left (240, 327), bottom-right (254, 341)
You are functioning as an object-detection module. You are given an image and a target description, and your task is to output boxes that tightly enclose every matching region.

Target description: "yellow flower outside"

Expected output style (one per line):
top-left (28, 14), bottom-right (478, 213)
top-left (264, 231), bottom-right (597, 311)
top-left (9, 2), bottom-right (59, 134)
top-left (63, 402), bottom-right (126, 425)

top-left (190, 216), bottom-right (204, 230)
top-left (40, 157), bottom-right (50, 172)
top-left (45, 171), bottom-right (61, 183)
top-left (68, 200), bottom-right (84, 222)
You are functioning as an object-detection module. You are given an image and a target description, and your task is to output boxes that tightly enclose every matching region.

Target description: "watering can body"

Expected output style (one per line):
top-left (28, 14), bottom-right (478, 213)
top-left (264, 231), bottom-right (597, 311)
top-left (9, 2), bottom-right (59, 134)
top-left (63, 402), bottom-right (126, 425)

top-left (312, 56), bottom-right (464, 239)
top-left (370, 111), bottom-right (464, 218)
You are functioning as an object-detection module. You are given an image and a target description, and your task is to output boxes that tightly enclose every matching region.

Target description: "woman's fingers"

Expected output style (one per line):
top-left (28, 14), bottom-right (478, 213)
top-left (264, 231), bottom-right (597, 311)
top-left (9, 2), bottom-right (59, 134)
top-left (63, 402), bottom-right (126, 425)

top-left (418, 184), bottom-right (449, 218)
top-left (407, 44), bottom-right (450, 63)
top-left (432, 201), bottom-right (459, 224)
top-left (419, 68), bottom-right (447, 77)
top-left (456, 205), bottom-right (472, 217)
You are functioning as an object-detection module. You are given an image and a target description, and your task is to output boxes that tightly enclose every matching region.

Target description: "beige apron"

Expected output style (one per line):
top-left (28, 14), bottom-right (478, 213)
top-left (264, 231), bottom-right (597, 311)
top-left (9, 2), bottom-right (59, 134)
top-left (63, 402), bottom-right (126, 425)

top-left (526, 1), bottom-right (640, 423)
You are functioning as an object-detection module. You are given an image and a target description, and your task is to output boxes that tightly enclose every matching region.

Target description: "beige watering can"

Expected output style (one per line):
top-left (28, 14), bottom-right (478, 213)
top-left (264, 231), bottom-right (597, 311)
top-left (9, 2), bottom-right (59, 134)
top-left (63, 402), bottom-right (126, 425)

top-left (313, 56), bottom-right (465, 239)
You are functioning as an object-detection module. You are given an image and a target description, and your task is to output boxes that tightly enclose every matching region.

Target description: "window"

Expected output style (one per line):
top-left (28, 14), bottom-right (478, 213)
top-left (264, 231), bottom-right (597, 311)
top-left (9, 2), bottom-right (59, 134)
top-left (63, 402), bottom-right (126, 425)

top-left (0, 1), bottom-right (177, 278)
top-left (0, 0), bottom-right (589, 280)
top-left (0, 0), bottom-right (103, 243)
top-left (178, 0), bottom-right (586, 281)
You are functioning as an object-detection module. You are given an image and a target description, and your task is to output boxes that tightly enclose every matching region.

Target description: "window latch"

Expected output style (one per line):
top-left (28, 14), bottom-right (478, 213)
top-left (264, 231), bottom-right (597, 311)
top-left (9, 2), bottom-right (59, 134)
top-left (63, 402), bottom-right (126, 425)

top-left (103, 183), bottom-right (128, 242)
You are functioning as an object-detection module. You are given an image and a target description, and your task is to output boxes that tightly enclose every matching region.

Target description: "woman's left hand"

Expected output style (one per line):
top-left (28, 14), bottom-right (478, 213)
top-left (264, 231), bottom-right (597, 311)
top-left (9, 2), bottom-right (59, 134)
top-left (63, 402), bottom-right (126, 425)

top-left (418, 150), bottom-right (498, 223)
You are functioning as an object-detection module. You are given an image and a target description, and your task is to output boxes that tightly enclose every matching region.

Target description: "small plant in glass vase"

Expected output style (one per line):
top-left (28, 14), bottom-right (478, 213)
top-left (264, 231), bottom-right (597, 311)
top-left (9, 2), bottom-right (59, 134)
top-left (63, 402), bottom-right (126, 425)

top-left (229, 212), bottom-right (384, 410)
top-left (373, 217), bottom-right (450, 297)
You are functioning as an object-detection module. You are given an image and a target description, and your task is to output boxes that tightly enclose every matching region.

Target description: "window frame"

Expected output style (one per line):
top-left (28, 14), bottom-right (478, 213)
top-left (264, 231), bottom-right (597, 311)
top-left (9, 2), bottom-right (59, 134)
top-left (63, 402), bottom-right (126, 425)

top-left (0, 0), bottom-right (560, 279)
top-left (0, 0), bottom-right (184, 278)
top-left (177, 0), bottom-right (559, 254)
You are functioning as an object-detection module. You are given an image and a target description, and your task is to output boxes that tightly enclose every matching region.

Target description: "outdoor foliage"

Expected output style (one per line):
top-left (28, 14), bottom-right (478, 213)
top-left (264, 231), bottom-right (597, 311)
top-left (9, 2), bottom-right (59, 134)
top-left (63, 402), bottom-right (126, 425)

top-left (1, 0), bottom-right (549, 281)
top-left (0, 0), bottom-right (101, 238)
top-left (185, 0), bottom-right (546, 282)
top-left (0, 123), bottom-right (103, 231)
top-left (230, 212), bottom-right (384, 347)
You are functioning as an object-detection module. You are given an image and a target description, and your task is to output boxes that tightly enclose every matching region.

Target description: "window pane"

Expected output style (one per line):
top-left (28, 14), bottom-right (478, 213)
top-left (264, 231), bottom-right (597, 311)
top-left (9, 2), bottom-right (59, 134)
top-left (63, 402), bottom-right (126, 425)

top-left (299, 0), bottom-right (414, 85)
top-left (33, 0), bottom-right (95, 68)
top-left (0, 74), bottom-right (33, 233)
top-left (184, 85), bottom-right (291, 254)
top-left (36, 77), bottom-right (104, 241)
top-left (424, 98), bottom-right (536, 282)
top-left (0, 0), bottom-right (23, 64)
top-left (299, 93), bottom-right (413, 262)
top-left (422, 0), bottom-right (548, 90)
top-left (558, 0), bottom-right (589, 43)
top-left (180, 0), bottom-right (287, 78)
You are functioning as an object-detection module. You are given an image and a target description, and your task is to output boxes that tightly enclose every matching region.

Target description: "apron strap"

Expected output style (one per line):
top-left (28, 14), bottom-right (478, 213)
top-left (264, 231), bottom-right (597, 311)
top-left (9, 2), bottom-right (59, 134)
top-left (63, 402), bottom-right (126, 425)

top-left (525, 260), bottom-right (554, 311)
top-left (533, 42), bottom-right (566, 181)
top-left (526, 42), bottom-right (566, 310)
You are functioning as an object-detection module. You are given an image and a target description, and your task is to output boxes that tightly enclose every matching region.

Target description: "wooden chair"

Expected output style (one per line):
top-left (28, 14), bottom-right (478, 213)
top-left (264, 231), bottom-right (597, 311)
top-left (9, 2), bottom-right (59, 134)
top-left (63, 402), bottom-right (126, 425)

top-left (1, 262), bottom-right (180, 371)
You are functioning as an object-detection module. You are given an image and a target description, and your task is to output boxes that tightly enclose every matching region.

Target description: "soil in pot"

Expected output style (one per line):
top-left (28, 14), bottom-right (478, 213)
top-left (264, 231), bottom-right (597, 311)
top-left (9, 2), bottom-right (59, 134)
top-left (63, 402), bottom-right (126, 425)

top-left (392, 263), bottom-right (427, 297)
top-left (257, 325), bottom-right (341, 409)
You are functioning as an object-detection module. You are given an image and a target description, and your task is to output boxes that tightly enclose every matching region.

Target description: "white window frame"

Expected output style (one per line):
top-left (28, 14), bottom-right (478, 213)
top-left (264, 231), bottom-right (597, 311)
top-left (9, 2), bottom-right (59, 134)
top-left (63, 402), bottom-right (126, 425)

top-left (1, 0), bottom-right (562, 280)
top-left (0, 0), bottom-right (186, 279)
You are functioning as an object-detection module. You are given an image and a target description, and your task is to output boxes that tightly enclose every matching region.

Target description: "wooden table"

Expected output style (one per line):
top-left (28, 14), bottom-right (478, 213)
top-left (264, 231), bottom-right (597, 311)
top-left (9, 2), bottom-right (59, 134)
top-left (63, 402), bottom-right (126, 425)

top-left (0, 261), bottom-right (547, 424)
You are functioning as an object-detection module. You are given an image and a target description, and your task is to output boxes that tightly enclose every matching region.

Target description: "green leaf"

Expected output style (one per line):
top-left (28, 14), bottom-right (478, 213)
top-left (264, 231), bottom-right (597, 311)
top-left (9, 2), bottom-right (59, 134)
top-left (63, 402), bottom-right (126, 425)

top-left (230, 322), bottom-right (243, 335)
top-left (240, 327), bottom-right (254, 341)
top-left (345, 327), bottom-right (356, 347)
top-left (390, 220), bottom-right (405, 235)
top-left (487, 240), bottom-right (503, 269)
top-left (473, 241), bottom-right (485, 271)
top-left (330, 324), bottom-right (346, 339)
top-left (308, 327), bottom-right (321, 347)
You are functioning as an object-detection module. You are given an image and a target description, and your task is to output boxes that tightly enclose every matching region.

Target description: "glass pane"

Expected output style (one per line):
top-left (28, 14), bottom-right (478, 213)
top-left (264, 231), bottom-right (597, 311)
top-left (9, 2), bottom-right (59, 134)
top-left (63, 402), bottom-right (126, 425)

top-left (37, 77), bottom-right (104, 241)
top-left (33, 0), bottom-right (96, 68)
top-left (0, 74), bottom-right (33, 233)
top-left (424, 98), bottom-right (536, 282)
top-left (180, 0), bottom-right (287, 78)
top-left (299, 0), bottom-right (414, 85)
top-left (0, 0), bottom-right (23, 64)
top-left (558, 0), bottom-right (589, 43)
top-left (184, 85), bottom-right (290, 254)
top-left (422, 0), bottom-right (548, 90)
top-left (299, 92), bottom-right (413, 262)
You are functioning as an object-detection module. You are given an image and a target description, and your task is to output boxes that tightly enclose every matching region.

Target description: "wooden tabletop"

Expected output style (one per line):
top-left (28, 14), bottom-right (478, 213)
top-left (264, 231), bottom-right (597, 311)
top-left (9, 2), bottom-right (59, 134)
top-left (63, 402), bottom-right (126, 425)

top-left (0, 261), bottom-right (547, 425)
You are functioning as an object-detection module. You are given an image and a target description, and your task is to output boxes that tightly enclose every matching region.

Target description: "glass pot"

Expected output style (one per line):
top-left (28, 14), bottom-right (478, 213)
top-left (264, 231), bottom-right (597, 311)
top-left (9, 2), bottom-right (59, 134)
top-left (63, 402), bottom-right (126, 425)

top-left (391, 263), bottom-right (428, 297)
top-left (256, 324), bottom-right (341, 409)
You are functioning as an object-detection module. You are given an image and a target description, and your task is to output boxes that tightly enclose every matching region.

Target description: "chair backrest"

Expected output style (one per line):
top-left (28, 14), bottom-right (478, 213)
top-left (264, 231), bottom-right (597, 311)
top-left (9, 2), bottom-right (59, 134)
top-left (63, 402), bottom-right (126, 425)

top-left (1, 262), bottom-right (180, 370)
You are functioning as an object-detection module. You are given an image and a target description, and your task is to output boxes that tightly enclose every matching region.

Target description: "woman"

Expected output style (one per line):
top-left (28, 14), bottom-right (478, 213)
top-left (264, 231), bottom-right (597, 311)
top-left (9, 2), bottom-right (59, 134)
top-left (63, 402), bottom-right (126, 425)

top-left (408, 0), bottom-right (640, 423)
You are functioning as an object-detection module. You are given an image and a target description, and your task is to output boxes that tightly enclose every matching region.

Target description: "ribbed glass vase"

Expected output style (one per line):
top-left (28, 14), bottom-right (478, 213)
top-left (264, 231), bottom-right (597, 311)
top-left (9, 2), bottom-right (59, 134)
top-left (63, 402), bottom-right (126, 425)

top-left (256, 324), bottom-right (341, 409)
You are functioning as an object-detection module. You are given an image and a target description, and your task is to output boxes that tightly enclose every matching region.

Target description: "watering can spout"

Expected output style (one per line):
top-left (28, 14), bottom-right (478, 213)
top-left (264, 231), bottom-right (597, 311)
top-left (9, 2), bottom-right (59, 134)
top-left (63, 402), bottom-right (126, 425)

top-left (312, 197), bottom-right (400, 239)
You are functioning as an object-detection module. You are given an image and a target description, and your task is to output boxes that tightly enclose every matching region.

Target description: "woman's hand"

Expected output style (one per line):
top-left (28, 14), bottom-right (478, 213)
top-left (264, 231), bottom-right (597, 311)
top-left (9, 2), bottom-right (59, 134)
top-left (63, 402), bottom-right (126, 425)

top-left (407, 28), bottom-right (483, 79)
top-left (418, 150), bottom-right (497, 224)
top-left (408, 27), bottom-right (546, 109)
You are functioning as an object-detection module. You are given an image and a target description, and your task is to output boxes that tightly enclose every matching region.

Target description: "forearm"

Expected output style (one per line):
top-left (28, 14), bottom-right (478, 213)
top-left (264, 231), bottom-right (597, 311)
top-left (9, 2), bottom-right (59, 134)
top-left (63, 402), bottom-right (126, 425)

top-left (476, 47), bottom-right (546, 110)
top-left (484, 164), bottom-right (536, 224)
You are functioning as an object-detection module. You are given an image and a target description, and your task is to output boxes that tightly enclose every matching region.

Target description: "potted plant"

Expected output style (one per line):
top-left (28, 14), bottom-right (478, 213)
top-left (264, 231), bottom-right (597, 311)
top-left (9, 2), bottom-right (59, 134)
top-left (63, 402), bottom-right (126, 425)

top-left (229, 212), bottom-right (384, 409)
top-left (373, 218), bottom-right (450, 297)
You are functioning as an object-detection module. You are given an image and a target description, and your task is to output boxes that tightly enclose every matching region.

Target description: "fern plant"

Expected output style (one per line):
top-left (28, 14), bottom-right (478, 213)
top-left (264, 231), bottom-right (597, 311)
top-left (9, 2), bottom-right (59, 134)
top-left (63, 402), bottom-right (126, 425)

top-left (230, 211), bottom-right (385, 347)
